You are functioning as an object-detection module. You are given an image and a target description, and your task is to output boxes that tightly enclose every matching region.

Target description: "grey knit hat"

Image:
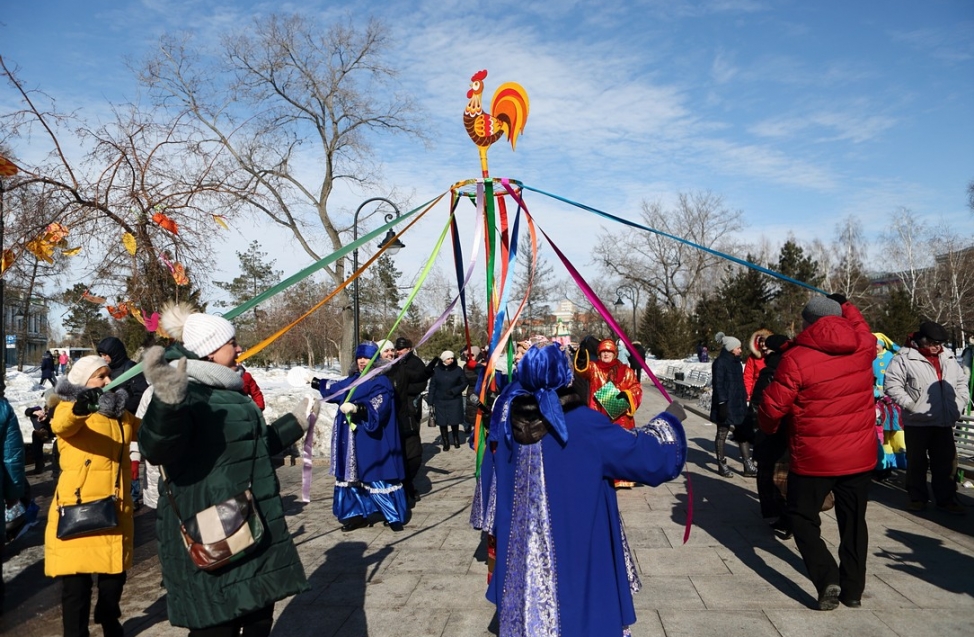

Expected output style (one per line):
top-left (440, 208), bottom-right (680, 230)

top-left (802, 296), bottom-right (842, 324)
top-left (722, 336), bottom-right (742, 351)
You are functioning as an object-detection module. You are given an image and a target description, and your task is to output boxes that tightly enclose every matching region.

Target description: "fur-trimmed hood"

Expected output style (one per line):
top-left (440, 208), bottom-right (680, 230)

top-left (510, 386), bottom-right (584, 445)
top-left (54, 378), bottom-right (130, 419)
top-left (748, 328), bottom-right (773, 359)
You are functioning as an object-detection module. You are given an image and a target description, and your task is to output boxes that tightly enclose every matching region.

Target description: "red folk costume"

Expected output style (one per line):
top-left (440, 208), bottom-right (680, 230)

top-left (575, 339), bottom-right (643, 430)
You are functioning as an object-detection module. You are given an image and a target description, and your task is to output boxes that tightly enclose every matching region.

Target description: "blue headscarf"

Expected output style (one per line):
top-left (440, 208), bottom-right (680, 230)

top-left (494, 344), bottom-right (573, 445)
top-left (355, 342), bottom-right (378, 360)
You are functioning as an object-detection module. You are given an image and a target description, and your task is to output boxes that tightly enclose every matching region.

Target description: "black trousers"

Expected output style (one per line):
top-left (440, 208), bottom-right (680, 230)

top-left (787, 471), bottom-right (870, 601)
top-left (61, 572), bottom-right (127, 637)
top-left (401, 431), bottom-right (423, 496)
top-left (188, 603), bottom-right (274, 637)
top-left (904, 426), bottom-right (957, 505)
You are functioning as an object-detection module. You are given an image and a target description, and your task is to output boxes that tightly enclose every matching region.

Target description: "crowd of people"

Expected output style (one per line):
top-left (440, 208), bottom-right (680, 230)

top-left (712, 296), bottom-right (972, 612)
top-left (3, 292), bottom-right (973, 635)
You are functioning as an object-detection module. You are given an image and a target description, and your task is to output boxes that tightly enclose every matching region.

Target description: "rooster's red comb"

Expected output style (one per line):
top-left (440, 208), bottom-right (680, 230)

top-left (471, 69), bottom-right (488, 82)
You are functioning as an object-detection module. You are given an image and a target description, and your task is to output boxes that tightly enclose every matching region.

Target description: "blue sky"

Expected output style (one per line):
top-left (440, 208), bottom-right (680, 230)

top-left (2, 0), bottom-right (973, 327)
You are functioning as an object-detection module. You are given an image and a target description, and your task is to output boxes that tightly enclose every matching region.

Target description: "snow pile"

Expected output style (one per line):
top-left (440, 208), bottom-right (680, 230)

top-left (11, 358), bottom-right (710, 456)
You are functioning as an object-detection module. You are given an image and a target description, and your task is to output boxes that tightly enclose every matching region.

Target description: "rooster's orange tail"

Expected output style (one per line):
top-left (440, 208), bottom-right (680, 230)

top-left (490, 82), bottom-right (530, 151)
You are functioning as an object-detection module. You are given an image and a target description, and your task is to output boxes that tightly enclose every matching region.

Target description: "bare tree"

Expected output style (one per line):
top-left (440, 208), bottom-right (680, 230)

top-left (928, 226), bottom-right (974, 342)
top-left (828, 215), bottom-right (871, 305)
top-left (879, 208), bottom-right (933, 309)
top-left (139, 14), bottom-right (425, 367)
top-left (593, 191), bottom-right (744, 314)
top-left (1, 56), bottom-right (222, 323)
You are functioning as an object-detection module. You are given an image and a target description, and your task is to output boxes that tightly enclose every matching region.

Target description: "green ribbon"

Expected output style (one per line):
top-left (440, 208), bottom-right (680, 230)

top-left (105, 195), bottom-right (438, 391)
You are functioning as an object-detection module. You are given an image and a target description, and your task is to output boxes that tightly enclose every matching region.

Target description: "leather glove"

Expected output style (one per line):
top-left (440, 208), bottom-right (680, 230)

top-left (339, 402), bottom-right (359, 415)
top-left (665, 401), bottom-right (688, 422)
top-left (291, 396), bottom-right (321, 434)
top-left (73, 388), bottom-right (103, 416)
top-left (718, 402), bottom-right (729, 422)
top-left (426, 358), bottom-right (438, 372)
top-left (142, 346), bottom-right (188, 405)
top-left (310, 377), bottom-right (321, 390)
top-left (826, 292), bottom-right (848, 305)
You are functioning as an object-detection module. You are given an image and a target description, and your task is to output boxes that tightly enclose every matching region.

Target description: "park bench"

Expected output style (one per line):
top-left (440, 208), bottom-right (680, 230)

top-left (675, 369), bottom-right (711, 398)
top-left (956, 414), bottom-right (974, 475)
top-left (660, 365), bottom-right (679, 390)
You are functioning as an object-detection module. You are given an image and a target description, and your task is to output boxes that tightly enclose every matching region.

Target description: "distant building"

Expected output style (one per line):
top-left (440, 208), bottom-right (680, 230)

top-left (3, 288), bottom-right (50, 366)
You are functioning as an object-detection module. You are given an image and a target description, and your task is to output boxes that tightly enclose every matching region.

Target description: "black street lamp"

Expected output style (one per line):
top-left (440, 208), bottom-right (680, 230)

top-left (352, 197), bottom-right (404, 346)
top-left (614, 284), bottom-right (639, 336)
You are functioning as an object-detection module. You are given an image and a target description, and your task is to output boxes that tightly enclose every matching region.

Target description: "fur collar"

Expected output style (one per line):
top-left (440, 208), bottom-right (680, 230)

top-left (510, 387), bottom-right (584, 445)
top-left (184, 359), bottom-right (244, 390)
top-left (54, 379), bottom-right (130, 419)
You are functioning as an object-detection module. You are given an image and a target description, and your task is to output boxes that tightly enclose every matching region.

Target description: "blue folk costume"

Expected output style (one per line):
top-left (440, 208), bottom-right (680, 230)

top-left (486, 345), bottom-right (687, 637)
top-left (320, 343), bottom-right (408, 527)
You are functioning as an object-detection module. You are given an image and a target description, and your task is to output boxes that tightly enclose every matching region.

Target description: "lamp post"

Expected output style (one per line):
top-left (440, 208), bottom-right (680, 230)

top-left (352, 197), bottom-right (404, 346)
top-left (614, 284), bottom-right (639, 336)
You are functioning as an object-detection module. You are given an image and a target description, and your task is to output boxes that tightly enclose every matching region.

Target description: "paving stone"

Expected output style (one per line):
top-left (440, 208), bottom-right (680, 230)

top-left (658, 610), bottom-right (781, 637)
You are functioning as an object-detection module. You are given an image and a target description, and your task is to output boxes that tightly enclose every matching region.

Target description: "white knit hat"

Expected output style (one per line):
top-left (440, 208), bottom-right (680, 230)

top-left (183, 314), bottom-right (236, 357)
top-left (68, 355), bottom-right (109, 385)
top-left (375, 339), bottom-right (395, 353)
top-left (440, 350), bottom-right (455, 362)
top-left (159, 301), bottom-right (236, 357)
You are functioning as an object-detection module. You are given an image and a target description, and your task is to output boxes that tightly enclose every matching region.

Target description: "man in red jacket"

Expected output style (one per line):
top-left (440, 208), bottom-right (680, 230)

top-left (758, 293), bottom-right (876, 611)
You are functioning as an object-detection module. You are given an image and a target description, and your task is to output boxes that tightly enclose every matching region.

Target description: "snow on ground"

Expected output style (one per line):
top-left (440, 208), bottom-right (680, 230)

top-left (10, 357), bottom-right (712, 456)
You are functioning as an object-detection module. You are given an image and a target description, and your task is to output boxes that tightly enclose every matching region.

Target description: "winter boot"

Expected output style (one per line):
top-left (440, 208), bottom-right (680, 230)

top-left (740, 442), bottom-right (758, 477)
top-left (440, 426), bottom-right (450, 452)
top-left (452, 425), bottom-right (461, 449)
top-left (715, 427), bottom-right (734, 478)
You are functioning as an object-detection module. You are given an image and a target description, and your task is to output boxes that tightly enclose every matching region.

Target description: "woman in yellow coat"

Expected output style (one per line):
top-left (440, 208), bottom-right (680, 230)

top-left (45, 355), bottom-right (139, 637)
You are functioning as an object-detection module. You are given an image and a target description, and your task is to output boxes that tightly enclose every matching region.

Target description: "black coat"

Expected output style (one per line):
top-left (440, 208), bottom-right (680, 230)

top-left (750, 352), bottom-right (788, 463)
top-left (398, 350), bottom-right (431, 423)
top-left (709, 348), bottom-right (747, 427)
top-left (97, 337), bottom-right (148, 415)
top-left (40, 352), bottom-right (56, 379)
top-left (428, 361), bottom-right (468, 426)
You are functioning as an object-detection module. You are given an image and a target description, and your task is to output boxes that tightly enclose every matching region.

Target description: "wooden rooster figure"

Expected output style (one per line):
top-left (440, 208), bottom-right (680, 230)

top-left (463, 69), bottom-right (530, 177)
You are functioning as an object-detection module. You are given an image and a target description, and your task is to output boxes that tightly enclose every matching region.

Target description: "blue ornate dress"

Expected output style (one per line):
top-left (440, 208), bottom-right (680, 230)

top-left (320, 373), bottom-right (407, 525)
top-left (487, 391), bottom-right (686, 637)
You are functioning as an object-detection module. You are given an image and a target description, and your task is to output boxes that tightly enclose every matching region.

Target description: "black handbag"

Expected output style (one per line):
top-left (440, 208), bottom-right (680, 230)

top-left (56, 419), bottom-right (124, 540)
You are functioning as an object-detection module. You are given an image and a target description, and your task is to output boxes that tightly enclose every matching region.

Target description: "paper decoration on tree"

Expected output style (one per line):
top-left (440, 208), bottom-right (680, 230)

top-left (212, 215), bottom-right (229, 230)
top-left (463, 69), bottom-right (529, 177)
top-left (122, 232), bottom-right (137, 255)
top-left (152, 211), bottom-right (178, 234)
top-left (172, 263), bottom-right (189, 286)
top-left (81, 290), bottom-right (107, 304)
top-left (158, 251), bottom-right (190, 286)
top-left (0, 155), bottom-right (19, 177)
top-left (25, 223), bottom-right (71, 263)
top-left (107, 302), bottom-right (129, 320)
top-left (1, 250), bottom-right (15, 274)
top-left (144, 312), bottom-right (160, 332)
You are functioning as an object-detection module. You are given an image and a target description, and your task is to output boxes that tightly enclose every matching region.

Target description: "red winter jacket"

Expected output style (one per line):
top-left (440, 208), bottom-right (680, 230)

top-left (240, 369), bottom-right (266, 411)
top-left (757, 302), bottom-right (876, 476)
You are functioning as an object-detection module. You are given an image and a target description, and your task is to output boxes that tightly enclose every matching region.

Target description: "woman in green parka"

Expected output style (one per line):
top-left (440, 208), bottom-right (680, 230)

top-left (139, 302), bottom-right (316, 636)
